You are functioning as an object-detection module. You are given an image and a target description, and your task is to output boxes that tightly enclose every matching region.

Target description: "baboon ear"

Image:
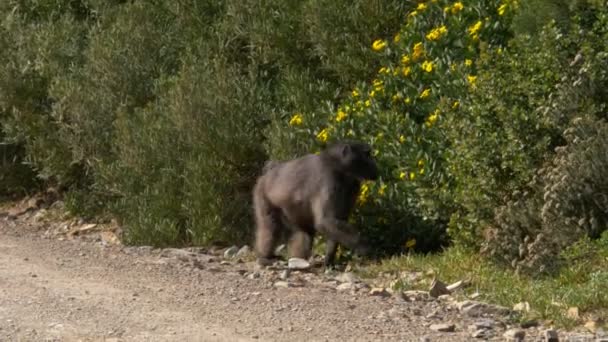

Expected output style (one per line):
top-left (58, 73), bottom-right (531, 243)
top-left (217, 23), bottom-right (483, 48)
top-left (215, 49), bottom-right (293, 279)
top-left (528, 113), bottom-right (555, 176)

top-left (341, 144), bottom-right (351, 158)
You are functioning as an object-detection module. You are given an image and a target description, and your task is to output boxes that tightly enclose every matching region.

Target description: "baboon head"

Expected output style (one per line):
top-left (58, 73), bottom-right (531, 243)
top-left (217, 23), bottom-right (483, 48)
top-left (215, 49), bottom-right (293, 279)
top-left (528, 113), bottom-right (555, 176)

top-left (324, 141), bottom-right (379, 181)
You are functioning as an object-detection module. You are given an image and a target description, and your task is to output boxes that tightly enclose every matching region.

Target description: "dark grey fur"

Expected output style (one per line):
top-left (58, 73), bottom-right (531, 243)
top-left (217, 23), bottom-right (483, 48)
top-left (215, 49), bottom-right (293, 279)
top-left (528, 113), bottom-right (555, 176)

top-left (252, 141), bottom-right (378, 267)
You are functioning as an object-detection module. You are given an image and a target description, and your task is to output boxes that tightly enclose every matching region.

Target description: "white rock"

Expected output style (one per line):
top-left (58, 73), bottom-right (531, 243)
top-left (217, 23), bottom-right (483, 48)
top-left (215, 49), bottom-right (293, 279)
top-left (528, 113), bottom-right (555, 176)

top-left (287, 257), bottom-right (311, 270)
top-left (513, 301), bottom-right (530, 312)
top-left (335, 272), bottom-right (358, 283)
top-left (235, 245), bottom-right (251, 258)
top-left (273, 281), bottom-right (289, 288)
top-left (336, 283), bottom-right (354, 292)
top-left (223, 246), bottom-right (239, 259)
top-left (503, 328), bottom-right (525, 340)
top-left (369, 288), bottom-right (390, 297)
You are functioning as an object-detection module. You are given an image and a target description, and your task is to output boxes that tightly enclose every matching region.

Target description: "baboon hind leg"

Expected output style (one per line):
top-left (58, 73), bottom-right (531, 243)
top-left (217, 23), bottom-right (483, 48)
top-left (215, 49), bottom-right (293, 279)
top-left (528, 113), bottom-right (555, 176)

top-left (253, 187), bottom-right (284, 265)
top-left (324, 239), bottom-right (338, 268)
top-left (288, 230), bottom-right (315, 260)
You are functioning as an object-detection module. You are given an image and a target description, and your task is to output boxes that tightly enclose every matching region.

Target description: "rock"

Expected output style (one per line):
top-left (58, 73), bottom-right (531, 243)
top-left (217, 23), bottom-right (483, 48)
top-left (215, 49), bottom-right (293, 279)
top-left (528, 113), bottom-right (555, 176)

top-left (287, 257), bottom-right (311, 270)
top-left (567, 307), bottom-right (579, 320)
top-left (469, 319), bottom-right (497, 331)
top-left (369, 288), bottom-right (391, 297)
top-left (471, 329), bottom-right (491, 339)
top-left (425, 309), bottom-right (440, 319)
top-left (402, 290), bottom-right (430, 301)
top-left (335, 272), bottom-right (358, 284)
top-left (513, 301), bottom-right (530, 312)
top-left (503, 328), bottom-right (525, 341)
top-left (446, 279), bottom-right (469, 292)
top-left (160, 248), bottom-right (196, 261)
top-left (273, 281), bottom-right (289, 288)
top-left (584, 320), bottom-right (598, 332)
top-left (235, 245), bottom-right (251, 258)
top-left (438, 294), bottom-right (454, 302)
top-left (279, 269), bottom-right (290, 280)
top-left (455, 300), bottom-right (510, 317)
top-left (223, 246), bottom-right (239, 259)
top-left (274, 244), bottom-right (286, 256)
top-left (429, 323), bottom-right (455, 332)
top-left (429, 278), bottom-right (450, 298)
top-left (469, 292), bottom-right (481, 299)
top-left (543, 329), bottom-right (559, 342)
top-left (247, 272), bottom-right (260, 280)
top-left (336, 283), bottom-right (354, 292)
top-left (419, 336), bottom-right (431, 342)
top-left (100, 231), bottom-right (121, 245)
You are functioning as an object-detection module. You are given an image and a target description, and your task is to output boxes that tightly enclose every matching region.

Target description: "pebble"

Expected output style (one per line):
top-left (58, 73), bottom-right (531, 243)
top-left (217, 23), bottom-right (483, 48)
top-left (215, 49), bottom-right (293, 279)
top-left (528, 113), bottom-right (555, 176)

top-left (335, 272), bottom-right (358, 284)
top-left (235, 245), bottom-right (251, 258)
top-left (336, 283), bottom-right (354, 292)
top-left (429, 323), bottom-right (455, 332)
top-left (273, 281), bottom-right (289, 288)
top-left (369, 288), bottom-right (390, 297)
top-left (503, 328), bottom-right (525, 340)
top-left (543, 329), bottom-right (559, 342)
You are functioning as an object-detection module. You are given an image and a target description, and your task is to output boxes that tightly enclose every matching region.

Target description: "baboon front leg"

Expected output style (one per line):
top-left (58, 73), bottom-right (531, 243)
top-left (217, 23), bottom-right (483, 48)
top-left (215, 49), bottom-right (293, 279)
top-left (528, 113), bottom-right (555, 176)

top-left (315, 218), bottom-right (369, 256)
top-left (324, 239), bottom-right (338, 268)
top-left (288, 230), bottom-right (315, 260)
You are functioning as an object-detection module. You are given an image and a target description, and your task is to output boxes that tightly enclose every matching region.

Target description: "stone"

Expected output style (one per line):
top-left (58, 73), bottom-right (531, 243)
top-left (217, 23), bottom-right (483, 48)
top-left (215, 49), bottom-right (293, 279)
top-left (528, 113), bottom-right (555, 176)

top-left (335, 272), bottom-right (358, 284)
top-left (274, 244), bottom-right (287, 256)
top-left (287, 257), bottom-right (311, 270)
top-left (279, 269), bottom-right (290, 280)
top-left (419, 336), bottom-right (431, 342)
top-left (567, 307), bottom-right (579, 320)
top-left (235, 245), bottom-right (251, 258)
top-left (429, 323), bottom-right (455, 332)
top-left (513, 301), bottom-right (530, 312)
top-left (503, 328), bottom-right (525, 341)
top-left (402, 290), bottom-right (429, 301)
top-left (160, 248), bottom-right (196, 261)
top-left (543, 329), bottom-right (559, 342)
top-left (468, 319), bottom-right (497, 331)
top-left (520, 320), bottom-right (539, 329)
top-left (223, 246), bottom-right (239, 259)
top-left (369, 288), bottom-right (391, 297)
top-left (471, 329), bottom-right (491, 339)
top-left (273, 281), bottom-right (289, 288)
top-left (437, 294), bottom-right (454, 302)
top-left (429, 278), bottom-right (450, 298)
top-left (584, 320), bottom-right (598, 332)
top-left (336, 283), bottom-right (354, 292)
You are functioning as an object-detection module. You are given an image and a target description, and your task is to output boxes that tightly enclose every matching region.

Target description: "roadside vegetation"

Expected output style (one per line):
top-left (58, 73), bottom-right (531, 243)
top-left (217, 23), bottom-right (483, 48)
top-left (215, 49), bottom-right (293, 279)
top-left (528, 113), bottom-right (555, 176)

top-left (1, 0), bottom-right (607, 328)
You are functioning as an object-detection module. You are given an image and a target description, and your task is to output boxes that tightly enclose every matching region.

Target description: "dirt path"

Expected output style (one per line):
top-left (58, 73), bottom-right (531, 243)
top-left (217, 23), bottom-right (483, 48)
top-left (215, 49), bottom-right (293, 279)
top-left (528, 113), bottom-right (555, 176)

top-left (0, 202), bottom-right (583, 342)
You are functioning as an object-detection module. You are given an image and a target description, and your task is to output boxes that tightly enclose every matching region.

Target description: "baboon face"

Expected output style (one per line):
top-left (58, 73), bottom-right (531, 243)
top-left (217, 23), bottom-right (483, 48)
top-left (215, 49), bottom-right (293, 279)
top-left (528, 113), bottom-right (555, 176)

top-left (328, 142), bottom-right (379, 181)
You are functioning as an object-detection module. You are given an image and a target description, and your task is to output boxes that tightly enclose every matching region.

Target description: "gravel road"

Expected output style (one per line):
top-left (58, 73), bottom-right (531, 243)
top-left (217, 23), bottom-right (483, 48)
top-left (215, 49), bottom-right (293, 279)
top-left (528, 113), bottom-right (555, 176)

top-left (0, 202), bottom-right (592, 342)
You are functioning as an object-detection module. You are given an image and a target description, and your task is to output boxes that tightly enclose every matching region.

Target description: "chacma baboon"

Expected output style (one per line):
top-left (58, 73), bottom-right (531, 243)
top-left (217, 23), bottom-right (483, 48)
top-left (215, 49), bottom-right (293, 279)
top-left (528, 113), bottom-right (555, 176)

top-left (252, 141), bottom-right (379, 267)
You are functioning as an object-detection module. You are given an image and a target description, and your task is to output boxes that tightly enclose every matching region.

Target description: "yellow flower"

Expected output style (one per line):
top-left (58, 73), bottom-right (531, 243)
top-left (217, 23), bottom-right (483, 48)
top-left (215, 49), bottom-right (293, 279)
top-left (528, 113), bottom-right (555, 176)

top-left (498, 3), bottom-right (507, 16)
top-left (378, 183), bottom-right (387, 196)
top-left (420, 88), bottom-right (431, 99)
top-left (289, 113), bottom-right (303, 126)
top-left (468, 20), bottom-right (482, 37)
top-left (372, 39), bottom-right (387, 52)
top-left (452, 100), bottom-right (460, 109)
top-left (402, 66), bottom-right (412, 77)
top-left (316, 128), bottom-right (329, 142)
top-left (467, 74), bottom-right (478, 86)
top-left (399, 171), bottom-right (407, 180)
top-left (392, 94), bottom-right (402, 102)
top-left (497, 47), bottom-right (503, 55)
top-left (417, 159), bottom-right (425, 168)
top-left (399, 135), bottom-right (406, 143)
top-left (357, 182), bottom-right (370, 205)
top-left (421, 60), bottom-right (434, 73)
top-left (426, 26), bottom-right (448, 41)
top-left (373, 79), bottom-right (384, 91)
top-left (409, 172), bottom-right (416, 180)
top-left (347, 129), bottom-right (355, 136)
top-left (352, 89), bottom-right (360, 97)
top-left (416, 3), bottom-right (427, 11)
top-left (465, 59), bottom-right (473, 66)
top-left (404, 97), bottom-right (412, 104)
top-left (370, 90), bottom-right (376, 98)
top-left (379, 67), bottom-right (389, 75)
top-left (401, 54), bottom-right (411, 65)
top-left (335, 109), bottom-right (348, 122)
top-left (392, 67), bottom-right (400, 76)
top-left (408, 10), bottom-right (418, 18)
top-left (419, 168), bottom-right (425, 175)
top-left (452, 2), bottom-right (464, 14)
top-left (364, 99), bottom-right (371, 107)
top-left (412, 42), bottom-right (425, 61)
top-left (425, 109), bottom-right (440, 128)
top-left (405, 238), bottom-right (416, 249)
top-left (393, 33), bottom-right (401, 43)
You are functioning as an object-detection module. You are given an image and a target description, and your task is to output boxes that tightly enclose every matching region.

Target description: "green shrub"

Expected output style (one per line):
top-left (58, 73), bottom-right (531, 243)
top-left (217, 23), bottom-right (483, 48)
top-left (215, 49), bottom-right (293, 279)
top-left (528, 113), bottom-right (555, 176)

top-left (280, 0), bottom-right (514, 253)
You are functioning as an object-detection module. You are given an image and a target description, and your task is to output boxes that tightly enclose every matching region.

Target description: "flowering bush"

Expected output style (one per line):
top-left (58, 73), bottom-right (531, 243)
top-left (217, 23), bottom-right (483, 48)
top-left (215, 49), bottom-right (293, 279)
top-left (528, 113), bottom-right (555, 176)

top-left (281, 0), bottom-right (516, 253)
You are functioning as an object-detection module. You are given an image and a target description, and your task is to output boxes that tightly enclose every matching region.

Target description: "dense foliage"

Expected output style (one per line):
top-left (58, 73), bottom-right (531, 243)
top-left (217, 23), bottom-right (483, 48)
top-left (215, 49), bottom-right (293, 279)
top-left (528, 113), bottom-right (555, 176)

top-left (1, 0), bottom-right (607, 272)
